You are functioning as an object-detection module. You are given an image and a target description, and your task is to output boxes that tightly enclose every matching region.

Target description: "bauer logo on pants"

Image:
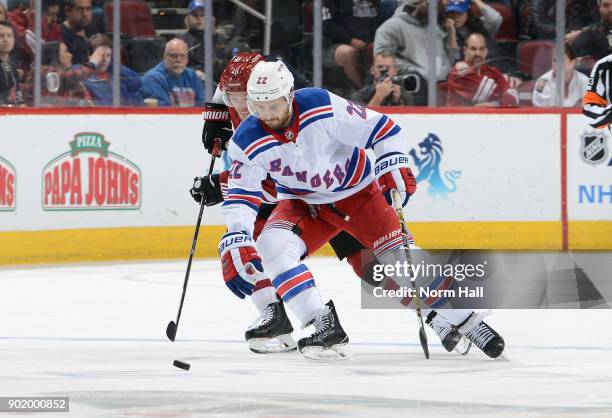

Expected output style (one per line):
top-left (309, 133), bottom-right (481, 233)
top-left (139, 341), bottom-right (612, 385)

top-left (0, 156), bottom-right (16, 212)
top-left (42, 133), bottom-right (141, 210)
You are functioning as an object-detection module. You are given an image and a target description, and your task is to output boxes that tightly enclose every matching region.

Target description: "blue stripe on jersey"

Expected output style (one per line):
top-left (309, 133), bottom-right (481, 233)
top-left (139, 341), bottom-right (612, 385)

top-left (366, 115), bottom-right (388, 149)
top-left (227, 188), bottom-right (262, 197)
top-left (247, 141), bottom-right (282, 160)
top-left (334, 154), bottom-right (371, 192)
top-left (373, 124), bottom-right (401, 147)
top-left (275, 184), bottom-right (315, 196)
top-left (222, 199), bottom-right (259, 212)
top-left (299, 112), bottom-right (334, 131)
top-left (294, 87), bottom-right (332, 113)
top-left (340, 148), bottom-right (360, 189)
top-left (231, 116), bottom-right (270, 154)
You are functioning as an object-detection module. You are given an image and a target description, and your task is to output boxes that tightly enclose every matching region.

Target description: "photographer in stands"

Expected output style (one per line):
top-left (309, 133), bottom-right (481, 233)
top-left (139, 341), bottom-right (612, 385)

top-left (350, 51), bottom-right (419, 106)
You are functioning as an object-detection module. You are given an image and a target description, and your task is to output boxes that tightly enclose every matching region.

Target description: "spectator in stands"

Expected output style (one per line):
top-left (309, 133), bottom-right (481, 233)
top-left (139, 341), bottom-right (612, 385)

top-left (532, 44), bottom-right (588, 107)
top-left (531, 0), bottom-right (599, 41)
top-left (0, 21), bottom-right (23, 106)
top-left (322, 0), bottom-right (382, 90)
top-left (572, 0), bottom-right (612, 61)
top-left (447, 32), bottom-right (518, 106)
top-left (39, 40), bottom-right (107, 106)
top-left (81, 34), bottom-right (142, 106)
top-left (44, 0), bottom-right (60, 26)
top-left (178, 0), bottom-right (226, 83)
top-left (350, 51), bottom-right (414, 106)
top-left (445, 0), bottom-right (502, 38)
top-left (7, 0), bottom-right (62, 70)
top-left (141, 38), bottom-right (204, 107)
top-left (61, 0), bottom-right (98, 65)
top-left (444, 0), bottom-right (512, 72)
top-left (374, 0), bottom-right (459, 105)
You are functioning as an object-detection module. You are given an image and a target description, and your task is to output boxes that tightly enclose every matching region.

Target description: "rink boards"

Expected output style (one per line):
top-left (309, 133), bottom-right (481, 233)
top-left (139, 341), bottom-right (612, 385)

top-left (0, 108), bottom-right (610, 264)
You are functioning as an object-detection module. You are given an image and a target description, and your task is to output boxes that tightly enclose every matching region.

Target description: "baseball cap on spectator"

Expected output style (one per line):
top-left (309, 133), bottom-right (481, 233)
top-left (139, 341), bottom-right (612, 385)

top-left (446, 0), bottom-right (472, 14)
top-left (188, 0), bottom-right (204, 14)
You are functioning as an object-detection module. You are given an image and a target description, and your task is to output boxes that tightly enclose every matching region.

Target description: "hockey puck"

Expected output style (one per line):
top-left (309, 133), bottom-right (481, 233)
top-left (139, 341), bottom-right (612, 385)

top-left (173, 360), bottom-right (190, 370)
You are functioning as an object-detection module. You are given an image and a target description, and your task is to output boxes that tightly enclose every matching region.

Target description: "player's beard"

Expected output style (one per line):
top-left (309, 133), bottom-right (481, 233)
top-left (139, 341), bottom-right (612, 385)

top-left (263, 108), bottom-right (291, 130)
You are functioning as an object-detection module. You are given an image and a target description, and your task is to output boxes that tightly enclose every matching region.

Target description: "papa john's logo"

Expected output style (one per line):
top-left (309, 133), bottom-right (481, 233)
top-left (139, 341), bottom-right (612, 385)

top-left (409, 133), bottom-right (461, 197)
top-left (580, 131), bottom-right (609, 165)
top-left (42, 132), bottom-right (141, 211)
top-left (0, 156), bottom-right (16, 211)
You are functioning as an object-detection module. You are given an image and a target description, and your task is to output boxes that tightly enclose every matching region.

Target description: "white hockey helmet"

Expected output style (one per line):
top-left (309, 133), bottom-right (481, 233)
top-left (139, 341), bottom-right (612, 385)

top-left (247, 60), bottom-right (294, 115)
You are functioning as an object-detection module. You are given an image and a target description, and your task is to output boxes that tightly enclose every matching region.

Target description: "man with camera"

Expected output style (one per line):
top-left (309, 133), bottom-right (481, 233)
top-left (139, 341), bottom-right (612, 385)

top-left (351, 51), bottom-right (419, 106)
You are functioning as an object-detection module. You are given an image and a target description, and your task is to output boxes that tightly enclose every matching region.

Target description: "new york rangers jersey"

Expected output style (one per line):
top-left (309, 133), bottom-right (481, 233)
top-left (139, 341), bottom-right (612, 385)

top-left (223, 87), bottom-right (408, 235)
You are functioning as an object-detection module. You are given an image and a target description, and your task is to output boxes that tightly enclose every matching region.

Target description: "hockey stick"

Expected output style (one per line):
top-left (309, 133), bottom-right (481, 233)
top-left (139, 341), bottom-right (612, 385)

top-left (166, 141), bottom-right (220, 342)
top-left (391, 189), bottom-right (430, 359)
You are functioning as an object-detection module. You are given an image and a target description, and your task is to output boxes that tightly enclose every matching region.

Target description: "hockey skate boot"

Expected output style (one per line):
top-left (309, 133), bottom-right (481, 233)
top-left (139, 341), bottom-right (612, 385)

top-left (426, 311), bottom-right (472, 355)
top-left (458, 311), bottom-right (505, 359)
top-left (245, 300), bottom-right (297, 354)
top-left (297, 300), bottom-right (352, 361)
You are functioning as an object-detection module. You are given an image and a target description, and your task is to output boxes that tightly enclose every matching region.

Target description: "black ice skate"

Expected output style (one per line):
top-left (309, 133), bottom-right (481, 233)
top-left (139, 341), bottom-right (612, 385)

top-left (426, 311), bottom-right (472, 355)
top-left (458, 312), bottom-right (505, 359)
top-left (297, 300), bottom-right (352, 361)
top-left (245, 300), bottom-right (297, 354)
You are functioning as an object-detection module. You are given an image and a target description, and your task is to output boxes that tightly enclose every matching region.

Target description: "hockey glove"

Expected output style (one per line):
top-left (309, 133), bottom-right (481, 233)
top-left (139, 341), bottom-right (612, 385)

top-left (375, 152), bottom-right (417, 207)
top-left (190, 171), bottom-right (229, 206)
top-left (218, 231), bottom-right (265, 299)
top-left (202, 102), bottom-right (233, 156)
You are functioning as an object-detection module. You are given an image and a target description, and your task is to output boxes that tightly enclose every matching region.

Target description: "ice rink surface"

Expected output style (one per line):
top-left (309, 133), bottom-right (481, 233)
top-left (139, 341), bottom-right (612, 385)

top-left (1, 257), bottom-right (611, 418)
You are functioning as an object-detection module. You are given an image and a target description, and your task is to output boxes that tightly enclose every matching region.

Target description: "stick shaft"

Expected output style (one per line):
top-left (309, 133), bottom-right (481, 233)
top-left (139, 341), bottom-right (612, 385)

top-left (172, 147), bottom-right (219, 333)
top-left (391, 190), bottom-right (429, 359)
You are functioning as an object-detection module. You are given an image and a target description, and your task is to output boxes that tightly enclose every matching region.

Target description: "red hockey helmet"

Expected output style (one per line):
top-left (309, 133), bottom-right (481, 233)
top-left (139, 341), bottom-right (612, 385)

top-left (219, 52), bottom-right (265, 93)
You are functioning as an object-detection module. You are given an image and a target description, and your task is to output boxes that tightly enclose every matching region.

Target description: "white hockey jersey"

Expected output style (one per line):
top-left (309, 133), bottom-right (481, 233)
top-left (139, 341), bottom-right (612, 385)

top-left (223, 87), bottom-right (409, 235)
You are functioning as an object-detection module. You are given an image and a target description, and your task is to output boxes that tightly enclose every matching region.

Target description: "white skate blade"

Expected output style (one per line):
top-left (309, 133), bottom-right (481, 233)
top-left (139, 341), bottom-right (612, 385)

top-left (248, 333), bottom-right (297, 354)
top-left (299, 343), bottom-right (354, 362)
top-left (454, 336), bottom-right (472, 356)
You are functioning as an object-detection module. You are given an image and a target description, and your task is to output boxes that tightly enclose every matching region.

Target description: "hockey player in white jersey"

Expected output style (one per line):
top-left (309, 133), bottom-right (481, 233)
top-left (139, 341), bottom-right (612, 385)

top-left (215, 59), bottom-right (505, 360)
top-left (192, 53), bottom-right (483, 357)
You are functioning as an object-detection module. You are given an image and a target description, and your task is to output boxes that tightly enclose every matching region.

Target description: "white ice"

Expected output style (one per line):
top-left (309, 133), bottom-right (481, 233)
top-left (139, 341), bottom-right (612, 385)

top-left (1, 257), bottom-right (611, 418)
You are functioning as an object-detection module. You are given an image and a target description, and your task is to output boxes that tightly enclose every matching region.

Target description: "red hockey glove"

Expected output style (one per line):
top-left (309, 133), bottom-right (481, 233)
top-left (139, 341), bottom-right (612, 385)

top-left (375, 152), bottom-right (417, 207)
top-left (218, 231), bottom-right (265, 299)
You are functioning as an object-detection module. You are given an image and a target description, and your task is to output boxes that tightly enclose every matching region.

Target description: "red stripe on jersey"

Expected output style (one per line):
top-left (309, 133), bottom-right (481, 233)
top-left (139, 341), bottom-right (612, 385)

top-left (245, 136), bottom-right (275, 155)
top-left (299, 106), bottom-right (333, 121)
top-left (227, 194), bottom-right (261, 206)
top-left (347, 149), bottom-right (367, 187)
top-left (374, 119), bottom-right (395, 143)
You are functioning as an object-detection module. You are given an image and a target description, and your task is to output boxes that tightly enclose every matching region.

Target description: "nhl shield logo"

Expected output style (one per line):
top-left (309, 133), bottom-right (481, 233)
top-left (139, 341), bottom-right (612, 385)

top-left (285, 130), bottom-right (295, 141)
top-left (580, 132), bottom-right (608, 165)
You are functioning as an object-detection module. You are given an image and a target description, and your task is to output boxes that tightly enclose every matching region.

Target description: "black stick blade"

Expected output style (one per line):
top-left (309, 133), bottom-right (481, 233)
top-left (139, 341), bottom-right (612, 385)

top-left (173, 359), bottom-right (190, 370)
top-left (419, 327), bottom-right (430, 359)
top-left (166, 321), bottom-right (177, 342)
